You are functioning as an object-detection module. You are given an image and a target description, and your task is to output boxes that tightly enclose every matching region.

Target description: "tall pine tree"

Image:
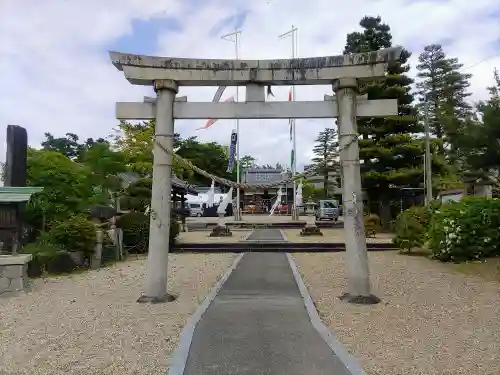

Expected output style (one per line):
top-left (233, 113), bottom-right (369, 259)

top-left (343, 16), bottom-right (422, 226)
top-left (311, 127), bottom-right (339, 197)
top-left (458, 69), bottom-right (500, 173)
top-left (416, 44), bottom-right (472, 159)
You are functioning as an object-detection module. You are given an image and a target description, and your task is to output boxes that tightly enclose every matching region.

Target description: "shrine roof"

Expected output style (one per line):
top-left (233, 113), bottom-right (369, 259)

top-left (0, 186), bottom-right (44, 203)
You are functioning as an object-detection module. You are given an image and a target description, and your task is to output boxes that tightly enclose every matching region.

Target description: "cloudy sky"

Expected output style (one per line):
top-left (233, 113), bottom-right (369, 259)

top-left (1, 0), bottom-right (499, 171)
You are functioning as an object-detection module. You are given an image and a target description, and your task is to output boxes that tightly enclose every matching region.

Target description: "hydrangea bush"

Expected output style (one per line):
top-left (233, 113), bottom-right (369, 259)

top-left (427, 197), bottom-right (500, 262)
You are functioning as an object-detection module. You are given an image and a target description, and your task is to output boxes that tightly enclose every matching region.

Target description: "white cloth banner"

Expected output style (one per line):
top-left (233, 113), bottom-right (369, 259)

top-left (217, 187), bottom-right (234, 214)
top-left (295, 181), bottom-right (303, 207)
top-left (269, 189), bottom-right (283, 216)
top-left (207, 180), bottom-right (215, 207)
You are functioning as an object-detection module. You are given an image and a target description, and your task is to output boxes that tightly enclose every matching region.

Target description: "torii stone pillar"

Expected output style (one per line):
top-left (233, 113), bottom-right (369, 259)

top-left (137, 79), bottom-right (178, 303)
top-left (334, 78), bottom-right (379, 304)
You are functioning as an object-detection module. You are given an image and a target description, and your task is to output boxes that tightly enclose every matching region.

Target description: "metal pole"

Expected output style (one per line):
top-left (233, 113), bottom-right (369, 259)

top-left (279, 25), bottom-right (298, 220)
top-left (221, 28), bottom-right (242, 220)
top-left (424, 100), bottom-right (432, 204)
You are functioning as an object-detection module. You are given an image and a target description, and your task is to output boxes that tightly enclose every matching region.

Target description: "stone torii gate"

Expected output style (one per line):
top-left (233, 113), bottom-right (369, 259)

top-left (110, 47), bottom-right (402, 304)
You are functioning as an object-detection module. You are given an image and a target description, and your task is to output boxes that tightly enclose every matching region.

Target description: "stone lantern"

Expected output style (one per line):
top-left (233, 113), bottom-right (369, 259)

top-left (300, 197), bottom-right (322, 236)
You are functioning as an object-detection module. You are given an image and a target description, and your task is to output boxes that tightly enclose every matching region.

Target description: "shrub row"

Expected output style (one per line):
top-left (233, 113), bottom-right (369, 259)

top-left (393, 197), bottom-right (500, 262)
top-left (116, 211), bottom-right (180, 254)
top-left (23, 215), bottom-right (97, 276)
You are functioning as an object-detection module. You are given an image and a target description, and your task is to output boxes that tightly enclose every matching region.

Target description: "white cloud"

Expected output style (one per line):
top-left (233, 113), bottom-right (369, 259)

top-left (1, 0), bottom-right (499, 173)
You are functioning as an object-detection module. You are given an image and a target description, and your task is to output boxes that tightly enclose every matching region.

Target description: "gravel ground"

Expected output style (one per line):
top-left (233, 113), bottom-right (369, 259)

top-left (178, 229), bottom-right (393, 244)
top-left (177, 231), bottom-right (252, 243)
top-left (283, 229), bottom-right (393, 243)
top-left (0, 254), bottom-right (236, 375)
top-left (293, 252), bottom-right (500, 375)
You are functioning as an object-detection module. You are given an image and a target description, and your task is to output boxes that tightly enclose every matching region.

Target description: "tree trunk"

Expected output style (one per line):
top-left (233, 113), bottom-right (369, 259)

top-left (323, 173), bottom-right (328, 198)
top-left (378, 198), bottom-right (392, 229)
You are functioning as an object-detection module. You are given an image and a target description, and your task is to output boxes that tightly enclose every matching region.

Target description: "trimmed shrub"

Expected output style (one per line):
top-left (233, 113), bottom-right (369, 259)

top-left (364, 214), bottom-right (381, 238)
top-left (49, 215), bottom-right (96, 254)
top-left (117, 212), bottom-right (150, 254)
top-left (22, 233), bottom-right (64, 277)
top-left (117, 211), bottom-right (180, 254)
top-left (45, 251), bottom-right (77, 274)
top-left (428, 197), bottom-right (500, 262)
top-left (393, 205), bottom-right (433, 253)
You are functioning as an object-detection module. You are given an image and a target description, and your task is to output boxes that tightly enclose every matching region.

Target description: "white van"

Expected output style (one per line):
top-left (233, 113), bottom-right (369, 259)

top-left (186, 202), bottom-right (203, 217)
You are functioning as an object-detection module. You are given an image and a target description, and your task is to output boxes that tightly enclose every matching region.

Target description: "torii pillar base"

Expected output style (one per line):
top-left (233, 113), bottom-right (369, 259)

top-left (137, 294), bottom-right (176, 304)
top-left (338, 293), bottom-right (381, 305)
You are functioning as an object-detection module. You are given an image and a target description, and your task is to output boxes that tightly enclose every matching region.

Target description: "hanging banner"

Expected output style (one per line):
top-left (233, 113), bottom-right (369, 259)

top-left (226, 129), bottom-right (238, 173)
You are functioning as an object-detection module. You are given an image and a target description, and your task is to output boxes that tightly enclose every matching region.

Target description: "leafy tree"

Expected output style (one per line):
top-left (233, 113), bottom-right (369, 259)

top-left (113, 120), bottom-right (236, 187)
top-left (457, 69), bottom-right (500, 173)
top-left (176, 137), bottom-right (236, 186)
top-left (41, 132), bottom-right (107, 161)
top-left (25, 149), bottom-right (95, 229)
top-left (343, 16), bottom-right (424, 226)
top-left (240, 155), bottom-right (257, 170)
top-left (302, 180), bottom-right (323, 201)
top-left (310, 128), bottom-right (339, 197)
top-left (80, 142), bottom-right (128, 193)
top-left (113, 120), bottom-right (187, 178)
top-left (416, 44), bottom-right (473, 157)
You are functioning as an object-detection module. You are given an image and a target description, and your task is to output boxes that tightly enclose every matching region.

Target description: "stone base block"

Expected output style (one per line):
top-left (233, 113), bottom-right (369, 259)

top-left (0, 254), bottom-right (32, 297)
top-left (300, 226), bottom-right (323, 236)
top-left (209, 225), bottom-right (233, 237)
top-left (137, 293), bottom-right (176, 304)
top-left (339, 292), bottom-right (381, 305)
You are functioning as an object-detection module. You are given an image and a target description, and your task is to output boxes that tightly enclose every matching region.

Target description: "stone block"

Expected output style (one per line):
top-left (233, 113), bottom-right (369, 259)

top-left (1, 264), bottom-right (24, 278)
top-left (209, 225), bottom-right (232, 237)
top-left (0, 276), bottom-right (11, 292)
top-left (300, 226), bottom-right (323, 236)
top-left (7, 277), bottom-right (25, 291)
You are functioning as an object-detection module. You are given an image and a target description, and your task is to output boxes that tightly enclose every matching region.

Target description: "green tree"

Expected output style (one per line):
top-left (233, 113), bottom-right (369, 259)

top-left (310, 128), bottom-right (339, 197)
top-left (343, 16), bottom-right (423, 226)
top-left (301, 180), bottom-right (323, 201)
top-left (41, 132), bottom-right (107, 161)
top-left (113, 120), bottom-right (236, 187)
top-left (458, 69), bottom-right (500, 173)
top-left (416, 44), bottom-right (473, 158)
top-left (25, 149), bottom-right (94, 229)
top-left (113, 120), bottom-right (187, 178)
top-left (240, 155), bottom-right (257, 170)
top-left (176, 137), bottom-right (236, 186)
top-left (80, 142), bottom-right (129, 204)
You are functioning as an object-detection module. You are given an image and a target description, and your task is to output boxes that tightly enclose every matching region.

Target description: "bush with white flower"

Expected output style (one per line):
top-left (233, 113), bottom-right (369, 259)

top-left (428, 197), bottom-right (500, 262)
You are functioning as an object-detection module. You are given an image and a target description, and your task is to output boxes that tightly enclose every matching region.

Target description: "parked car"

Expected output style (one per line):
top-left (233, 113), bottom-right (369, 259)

top-left (186, 202), bottom-right (203, 217)
top-left (315, 199), bottom-right (340, 221)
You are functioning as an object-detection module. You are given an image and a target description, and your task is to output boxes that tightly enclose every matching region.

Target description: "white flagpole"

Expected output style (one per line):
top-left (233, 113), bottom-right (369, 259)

top-left (279, 25), bottom-right (298, 220)
top-left (221, 28), bottom-right (242, 220)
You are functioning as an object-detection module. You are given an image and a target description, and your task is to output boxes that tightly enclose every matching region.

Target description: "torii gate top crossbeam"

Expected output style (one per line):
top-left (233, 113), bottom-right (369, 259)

top-left (109, 47), bottom-right (402, 86)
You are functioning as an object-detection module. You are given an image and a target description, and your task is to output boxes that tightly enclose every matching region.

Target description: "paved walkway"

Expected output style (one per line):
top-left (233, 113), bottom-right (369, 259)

top-left (180, 253), bottom-right (353, 375)
top-left (245, 228), bottom-right (285, 241)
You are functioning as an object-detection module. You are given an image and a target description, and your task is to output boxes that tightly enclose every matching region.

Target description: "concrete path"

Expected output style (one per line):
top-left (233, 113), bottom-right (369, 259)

top-left (178, 253), bottom-right (355, 375)
top-left (245, 228), bottom-right (285, 241)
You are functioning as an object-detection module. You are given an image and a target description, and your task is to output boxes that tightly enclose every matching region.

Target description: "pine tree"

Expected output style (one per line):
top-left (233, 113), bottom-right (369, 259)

top-left (459, 69), bottom-right (500, 172)
top-left (416, 44), bottom-right (472, 158)
top-left (343, 16), bottom-right (423, 226)
top-left (311, 128), bottom-right (339, 197)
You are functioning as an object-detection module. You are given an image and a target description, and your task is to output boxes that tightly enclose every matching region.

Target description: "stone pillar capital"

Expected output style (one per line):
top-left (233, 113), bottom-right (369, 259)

top-left (154, 79), bottom-right (178, 93)
top-left (332, 77), bottom-right (358, 92)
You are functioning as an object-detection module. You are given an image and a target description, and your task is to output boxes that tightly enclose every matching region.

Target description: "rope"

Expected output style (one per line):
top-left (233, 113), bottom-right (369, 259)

top-left (154, 135), bottom-right (358, 190)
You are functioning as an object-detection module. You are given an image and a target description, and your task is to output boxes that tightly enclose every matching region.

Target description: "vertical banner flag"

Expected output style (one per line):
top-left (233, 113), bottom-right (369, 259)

top-left (290, 149), bottom-right (295, 169)
top-left (226, 129), bottom-right (238, 173)
top-left (288, 88), bottom-right (293, 141)
top-left (197, 96), bottom-right (235, 130)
